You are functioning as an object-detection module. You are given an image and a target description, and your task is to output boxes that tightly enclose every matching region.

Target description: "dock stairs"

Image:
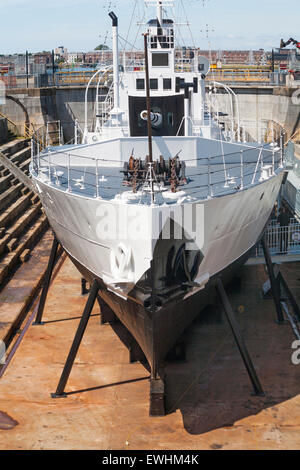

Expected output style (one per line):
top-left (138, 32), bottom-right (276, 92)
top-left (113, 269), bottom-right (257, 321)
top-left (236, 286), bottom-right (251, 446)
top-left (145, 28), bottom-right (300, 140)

top-left (0, 137), bottom-right (48, 288)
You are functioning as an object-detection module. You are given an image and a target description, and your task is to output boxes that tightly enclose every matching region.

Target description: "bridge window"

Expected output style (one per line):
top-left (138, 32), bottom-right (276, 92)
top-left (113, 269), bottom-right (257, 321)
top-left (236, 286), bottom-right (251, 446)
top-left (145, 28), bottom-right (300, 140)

top-left (136, 79), bottom-right (145, 90)
top-left (163, 78), bottom-right (172, 90)
top-left (150, 79), bottom-right (158, 90)
top-left (152, 53), bottom-right (169, 67)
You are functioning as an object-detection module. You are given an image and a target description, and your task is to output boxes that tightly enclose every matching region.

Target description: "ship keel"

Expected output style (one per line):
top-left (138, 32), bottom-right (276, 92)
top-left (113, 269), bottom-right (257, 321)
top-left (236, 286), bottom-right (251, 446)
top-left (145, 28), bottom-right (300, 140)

top-left (35, 233), bottom-right (265, 416)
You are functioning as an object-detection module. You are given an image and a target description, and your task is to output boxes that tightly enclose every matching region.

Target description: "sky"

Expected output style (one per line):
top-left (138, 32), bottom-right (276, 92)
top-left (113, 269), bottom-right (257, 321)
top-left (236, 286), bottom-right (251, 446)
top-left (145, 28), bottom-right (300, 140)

top-left (0, 0), bottom-right (299, 54)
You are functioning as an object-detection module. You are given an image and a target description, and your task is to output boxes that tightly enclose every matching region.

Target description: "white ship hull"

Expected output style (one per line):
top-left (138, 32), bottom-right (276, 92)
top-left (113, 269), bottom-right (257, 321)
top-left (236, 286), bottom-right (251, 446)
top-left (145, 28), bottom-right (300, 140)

top-left (32, 168), bottom-right (284, 372)
top-left (28, 0), bottom-right (289, 415)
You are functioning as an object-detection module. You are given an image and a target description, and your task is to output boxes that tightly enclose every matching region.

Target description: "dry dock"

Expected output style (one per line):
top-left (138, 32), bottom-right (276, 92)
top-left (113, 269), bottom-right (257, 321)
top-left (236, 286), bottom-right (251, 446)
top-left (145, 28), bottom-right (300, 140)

top-left (0, 252), bottom-right (300, 450)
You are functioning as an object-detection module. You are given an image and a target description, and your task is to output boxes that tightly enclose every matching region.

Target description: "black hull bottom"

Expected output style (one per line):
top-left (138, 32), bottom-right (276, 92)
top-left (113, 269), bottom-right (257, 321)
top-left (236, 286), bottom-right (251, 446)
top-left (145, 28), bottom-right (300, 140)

top-left (68, 246), bottom-right (254, 378)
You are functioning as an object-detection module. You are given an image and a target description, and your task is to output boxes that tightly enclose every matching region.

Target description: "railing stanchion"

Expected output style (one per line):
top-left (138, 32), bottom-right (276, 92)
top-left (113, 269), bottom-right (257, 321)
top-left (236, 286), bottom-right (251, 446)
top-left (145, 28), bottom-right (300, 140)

top-left (59, 123), bottom-right (62, 146)
top-left (272, 148), bottom-right (275, 175)
top-left (280, 133), bottom-right (284, 168)
top-left (95, 159), bottom-right (99, 198)
top-left (37, 138), bottom-right (40, 173)
top-left (75, 119), bottom-right (78, 145)
top-left (208, 157), bottom-right (213, 197)
top-left (240, 150), bottom-right (244, 189)
top-left (252, 146), bottom-right (263, 185)
top-left (67, 154), bottom-right (71, 192)
top-left (48, 148), bottom-right (51, 182)
top-left (46, 123), bottom-right (49, 148)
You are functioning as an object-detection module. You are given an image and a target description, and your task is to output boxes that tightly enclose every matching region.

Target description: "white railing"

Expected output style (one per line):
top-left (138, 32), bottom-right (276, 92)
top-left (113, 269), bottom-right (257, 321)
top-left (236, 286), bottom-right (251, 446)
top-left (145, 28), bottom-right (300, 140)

top-left (31, 139), bottom-right (285, 202)
top-left (255, 219), bottom-right (300, 257)
top-left (84, 66), bottom-right (113, 137)
top-left (95, 80), bottom-right (114, 132)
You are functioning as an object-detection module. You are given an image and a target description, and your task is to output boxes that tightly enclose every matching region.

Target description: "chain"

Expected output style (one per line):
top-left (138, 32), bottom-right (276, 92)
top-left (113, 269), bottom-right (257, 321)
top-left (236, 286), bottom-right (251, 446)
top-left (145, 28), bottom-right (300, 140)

top-left (170, 158), bottom-right (178, 193)
top-left (132, 158), bottom-right (139, 193)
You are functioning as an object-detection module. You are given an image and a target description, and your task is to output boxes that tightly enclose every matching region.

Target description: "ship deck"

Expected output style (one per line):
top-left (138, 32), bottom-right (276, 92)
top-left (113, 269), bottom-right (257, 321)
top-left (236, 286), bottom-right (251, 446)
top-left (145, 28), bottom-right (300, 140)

top-left (34, 147), bottom-right (282, 202)
top-left (1, 250), bottom-right (300, 449)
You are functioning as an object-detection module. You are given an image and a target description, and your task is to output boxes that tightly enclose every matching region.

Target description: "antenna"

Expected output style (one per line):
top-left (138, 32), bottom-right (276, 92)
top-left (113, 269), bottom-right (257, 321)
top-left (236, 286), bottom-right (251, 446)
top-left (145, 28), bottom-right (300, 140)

top-left (103, 1), bottom-right (117, 12)
top-left (144, 1), bottom-right (174, 6)
top-left (200, 23), bottom-right (214, 39)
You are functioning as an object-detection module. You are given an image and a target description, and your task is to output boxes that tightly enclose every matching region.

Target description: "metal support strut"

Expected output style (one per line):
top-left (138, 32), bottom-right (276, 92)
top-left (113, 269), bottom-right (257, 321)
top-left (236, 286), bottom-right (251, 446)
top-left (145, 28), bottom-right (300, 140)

top-left (261, 235), bottom-right (285, 323)
top-left (33, 236), bottom-right (59, 325)
top-left (51, 279), bottom-right (100, 398)
top-left (216, 278), bottom-right (265, 397)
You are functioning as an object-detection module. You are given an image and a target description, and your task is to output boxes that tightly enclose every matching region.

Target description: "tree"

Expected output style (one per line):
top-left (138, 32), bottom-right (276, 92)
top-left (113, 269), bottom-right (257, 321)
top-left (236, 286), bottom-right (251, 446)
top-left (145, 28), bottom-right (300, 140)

top-left (94, 44), bottom-right (109, 51)
top-left (55, 58), bottom-right (66, 65)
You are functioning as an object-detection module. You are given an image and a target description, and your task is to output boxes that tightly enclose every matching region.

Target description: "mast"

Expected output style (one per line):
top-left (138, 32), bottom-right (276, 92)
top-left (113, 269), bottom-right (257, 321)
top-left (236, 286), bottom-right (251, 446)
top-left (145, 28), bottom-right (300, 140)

top-left (157, 1), bottom-right (163, 25)
top-left (144, 33), bottom-right (153, 164)
top-left (144, 33), bottom-right (155, 204)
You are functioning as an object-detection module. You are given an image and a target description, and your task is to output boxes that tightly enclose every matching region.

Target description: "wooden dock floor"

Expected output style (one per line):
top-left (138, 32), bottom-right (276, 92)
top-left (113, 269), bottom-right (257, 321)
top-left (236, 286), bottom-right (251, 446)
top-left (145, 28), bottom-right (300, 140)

top-left (0, 256), bottom-right (300, 450)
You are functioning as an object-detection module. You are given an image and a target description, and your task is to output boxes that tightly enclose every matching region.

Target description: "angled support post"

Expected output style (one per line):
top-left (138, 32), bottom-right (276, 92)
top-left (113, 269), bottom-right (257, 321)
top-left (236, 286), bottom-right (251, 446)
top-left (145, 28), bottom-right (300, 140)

top-left (81, 278), bottom-right (90, 296)
top-left (277, 271), bottom-right (300, 322)
top-left (216, 278), bottom-right (265, 397)
top-left (51, 279), bottom-right (100, 398)
top-left (33, 236), bottom-right (60, 325)
top-left (261, 235), bottom-right (285, 323)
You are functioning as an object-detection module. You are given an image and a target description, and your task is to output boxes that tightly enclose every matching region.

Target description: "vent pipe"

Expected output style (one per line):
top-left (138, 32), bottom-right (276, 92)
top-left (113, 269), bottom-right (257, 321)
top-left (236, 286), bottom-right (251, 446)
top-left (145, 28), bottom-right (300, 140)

top-left (109, 11), bottom-right (120, 111)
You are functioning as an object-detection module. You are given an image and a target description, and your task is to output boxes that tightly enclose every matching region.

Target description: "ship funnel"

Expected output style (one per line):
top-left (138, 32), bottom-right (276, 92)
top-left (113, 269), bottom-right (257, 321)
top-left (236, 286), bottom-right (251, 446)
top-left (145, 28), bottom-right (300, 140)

top-left (109, 11), bottom-right (120, 114)
top-left (109, 11), bottom-right (118, 26)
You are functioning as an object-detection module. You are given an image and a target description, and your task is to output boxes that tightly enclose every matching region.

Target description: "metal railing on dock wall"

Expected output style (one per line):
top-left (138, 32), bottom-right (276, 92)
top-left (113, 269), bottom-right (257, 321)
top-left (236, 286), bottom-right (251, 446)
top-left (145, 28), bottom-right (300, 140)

top-left (0, 71), bottom-right (112, 89)
top-left (254, 219), bottom-right (300, 257)
top-left (1, 68), bottom-right (283, 90)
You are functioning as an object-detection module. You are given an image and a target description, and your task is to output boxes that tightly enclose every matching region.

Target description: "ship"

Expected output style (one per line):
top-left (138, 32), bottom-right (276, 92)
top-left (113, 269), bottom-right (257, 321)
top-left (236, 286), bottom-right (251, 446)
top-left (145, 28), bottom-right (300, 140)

top-left (30, 0), bottom-right (287, 415)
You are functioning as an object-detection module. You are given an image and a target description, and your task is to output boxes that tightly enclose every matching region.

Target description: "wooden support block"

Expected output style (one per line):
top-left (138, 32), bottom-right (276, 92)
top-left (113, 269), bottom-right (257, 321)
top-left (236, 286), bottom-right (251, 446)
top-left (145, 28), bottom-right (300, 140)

top-left (20, 249), bottom-right (31, 263)
top-left (31, 194), bottom-right (40, 205)
top-left (7, 238), bottom-right (18, 252)
top-left (149, 379), bottom-right (165, 417)
top-left (21, 187), bottom-right (29, 196)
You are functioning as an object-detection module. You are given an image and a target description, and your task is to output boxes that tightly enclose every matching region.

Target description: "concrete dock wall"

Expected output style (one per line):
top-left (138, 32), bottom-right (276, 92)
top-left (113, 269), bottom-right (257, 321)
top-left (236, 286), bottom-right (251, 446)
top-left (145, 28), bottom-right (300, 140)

top-left (0, 87), bottom-right (103, 141)
top-left (0, 118), bottom-right (8, 144)
top-left (0, 85), bottom-right (298, 142)
top-left (55, 87), bottom-right (98, 141)
top-left (211, 86), bottom-right (300, 138)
